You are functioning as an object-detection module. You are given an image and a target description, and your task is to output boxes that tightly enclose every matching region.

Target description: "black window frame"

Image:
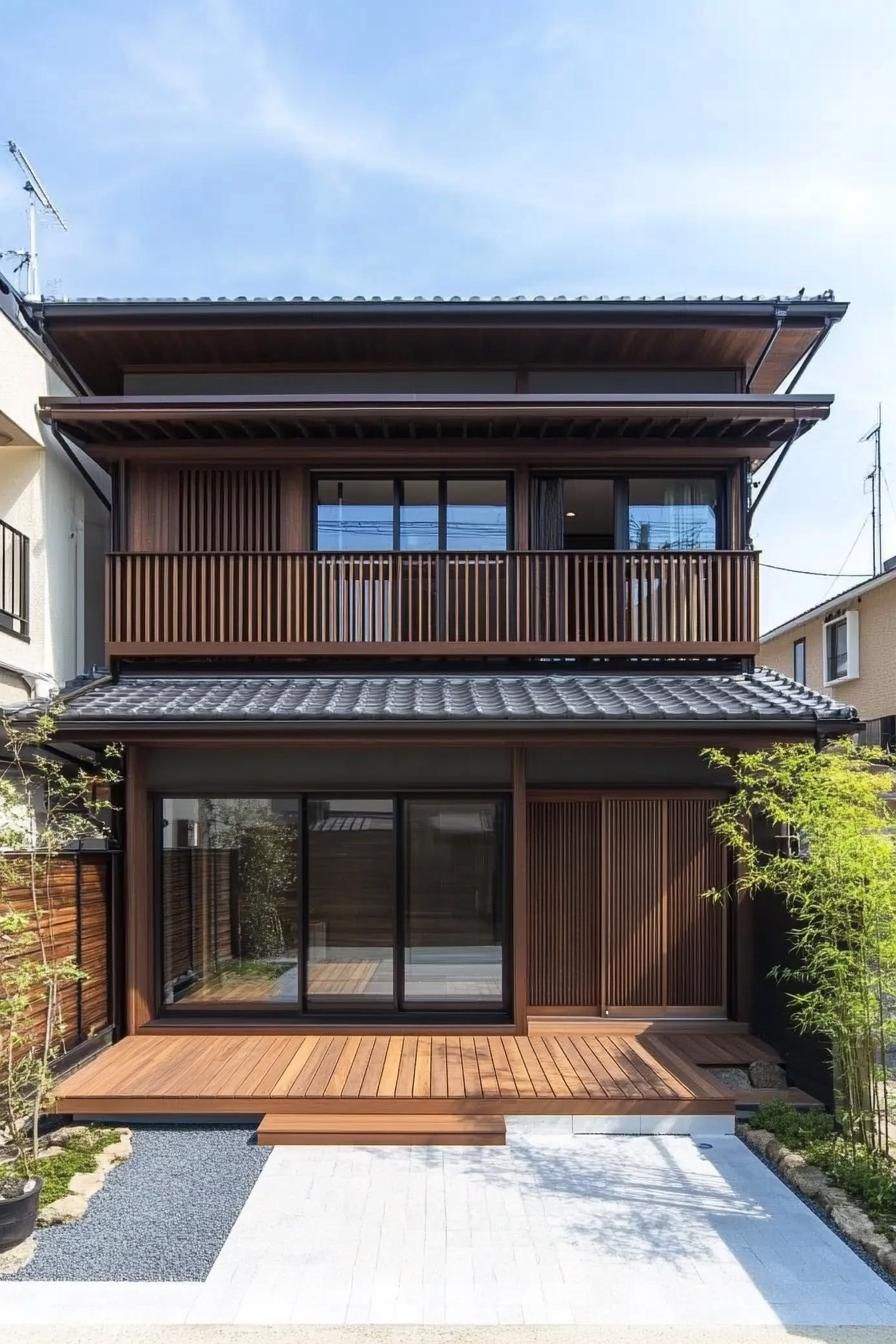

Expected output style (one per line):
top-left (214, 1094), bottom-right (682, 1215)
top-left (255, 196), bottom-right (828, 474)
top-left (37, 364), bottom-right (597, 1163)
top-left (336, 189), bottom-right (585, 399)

top-left (312, 473), bottom-right (514, 552)
top-left (793, 637), bottom-right (807, 684)
top-left (153, 789), bottom-right (512, 1024)
top-left (529, 469), bottom-right (730, 551)
top-left (825, 617), bottom-right (849, 683)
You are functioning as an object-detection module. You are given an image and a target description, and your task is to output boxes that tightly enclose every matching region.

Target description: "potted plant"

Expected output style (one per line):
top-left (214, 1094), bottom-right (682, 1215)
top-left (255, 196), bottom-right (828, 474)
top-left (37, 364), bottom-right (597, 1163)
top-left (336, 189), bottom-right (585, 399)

top-left (0, 706), bottom-right (120, 1250)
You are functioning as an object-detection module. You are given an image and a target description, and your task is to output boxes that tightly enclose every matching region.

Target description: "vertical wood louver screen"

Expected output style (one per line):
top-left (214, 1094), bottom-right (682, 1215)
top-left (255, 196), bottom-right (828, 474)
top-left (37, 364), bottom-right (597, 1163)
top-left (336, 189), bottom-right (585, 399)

top-left (527, 800), bottom-right (601, 1006)
top-left (179, 469), bottom-right (281, 552)
top-left (527, 793), bottom-right (727, 1014)
top-left (603, 798), bottom-right (665, 1009)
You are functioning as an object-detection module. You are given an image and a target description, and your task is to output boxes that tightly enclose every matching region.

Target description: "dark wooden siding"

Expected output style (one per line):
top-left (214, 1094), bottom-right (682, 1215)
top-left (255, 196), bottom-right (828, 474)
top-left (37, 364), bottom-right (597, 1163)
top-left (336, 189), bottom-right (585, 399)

top-left (179, 469), bottom-right (281, 552)
top-left (528, 793), bottom-right (727, 1014)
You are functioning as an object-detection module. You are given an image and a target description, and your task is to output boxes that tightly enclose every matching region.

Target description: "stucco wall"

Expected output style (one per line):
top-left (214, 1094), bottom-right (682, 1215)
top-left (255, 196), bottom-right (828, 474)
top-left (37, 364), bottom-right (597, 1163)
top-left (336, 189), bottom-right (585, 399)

top-left (761, 574), bottom-right (896, 721)
top-left (0, 303), bottom-right (110, 704)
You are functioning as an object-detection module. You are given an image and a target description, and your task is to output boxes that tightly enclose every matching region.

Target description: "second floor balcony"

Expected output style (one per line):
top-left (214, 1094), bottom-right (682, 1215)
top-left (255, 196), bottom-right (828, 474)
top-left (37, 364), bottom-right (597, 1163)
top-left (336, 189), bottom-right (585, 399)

top-left (105, 548), bottom-right (759, 658)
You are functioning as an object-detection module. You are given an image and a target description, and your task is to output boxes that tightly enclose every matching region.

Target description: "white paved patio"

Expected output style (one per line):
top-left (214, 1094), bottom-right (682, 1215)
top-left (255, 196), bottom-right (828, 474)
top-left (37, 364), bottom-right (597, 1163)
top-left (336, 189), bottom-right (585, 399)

top-left (2, 1129), bottom-right (895, 1327)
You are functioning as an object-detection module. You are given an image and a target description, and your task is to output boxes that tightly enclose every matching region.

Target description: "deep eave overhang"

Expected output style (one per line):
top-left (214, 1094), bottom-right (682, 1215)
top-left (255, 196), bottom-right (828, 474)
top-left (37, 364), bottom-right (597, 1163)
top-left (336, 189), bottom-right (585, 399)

top-left (32, 295), bottom-right (848, 397)
top-left (39, 391), bottom-right (833, 460)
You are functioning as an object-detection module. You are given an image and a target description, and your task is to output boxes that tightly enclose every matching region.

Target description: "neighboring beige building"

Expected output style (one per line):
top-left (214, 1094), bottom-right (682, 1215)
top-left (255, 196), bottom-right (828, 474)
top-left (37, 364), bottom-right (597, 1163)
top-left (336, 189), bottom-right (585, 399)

top-left (762, 563), bottom-right (896, 746)
top-left (0, 278), bottom-right (109, 706)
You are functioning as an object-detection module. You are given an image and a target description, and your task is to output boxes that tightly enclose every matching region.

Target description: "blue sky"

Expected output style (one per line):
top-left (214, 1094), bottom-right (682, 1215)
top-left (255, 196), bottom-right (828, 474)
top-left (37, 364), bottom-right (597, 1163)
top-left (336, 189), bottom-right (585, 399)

top-left (1, 0), bottom-right (894, 630)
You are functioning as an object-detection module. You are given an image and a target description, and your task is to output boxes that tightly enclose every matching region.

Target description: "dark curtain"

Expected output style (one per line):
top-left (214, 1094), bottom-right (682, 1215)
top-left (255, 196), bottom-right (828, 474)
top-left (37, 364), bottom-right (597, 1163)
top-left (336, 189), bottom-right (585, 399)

top-left (530, 477), bottom-right (565, 549)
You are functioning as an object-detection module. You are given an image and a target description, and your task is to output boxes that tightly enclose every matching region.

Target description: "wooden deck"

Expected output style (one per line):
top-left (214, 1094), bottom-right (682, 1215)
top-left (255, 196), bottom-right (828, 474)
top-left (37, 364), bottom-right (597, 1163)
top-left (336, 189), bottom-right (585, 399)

top-left (55, 1026), bottom-right (792, 1119)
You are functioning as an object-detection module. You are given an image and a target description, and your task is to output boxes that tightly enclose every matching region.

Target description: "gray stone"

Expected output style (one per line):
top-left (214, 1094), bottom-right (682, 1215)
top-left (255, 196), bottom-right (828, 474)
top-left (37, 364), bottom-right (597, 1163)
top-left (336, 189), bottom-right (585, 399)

top-left (832, 1202), bottom-right (877, 1242)
top-left (748, 1060), bottom-right (789, 1089)
top-left (743, 1127), bottom-right (773, 1155)
top-left (37, 1193), bottom-right (87, 1226)
top-left (790, 1162), bottom-right (829, 1198)
top-left (0, 1234), bottom-right (35, 1275)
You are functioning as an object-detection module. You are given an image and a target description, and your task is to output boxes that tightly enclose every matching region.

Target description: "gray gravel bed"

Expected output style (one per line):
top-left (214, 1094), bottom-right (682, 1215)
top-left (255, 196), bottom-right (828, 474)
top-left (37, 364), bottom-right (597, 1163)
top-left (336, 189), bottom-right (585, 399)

top-left (14, 1124), bottom-right (269, 1282)
top-left (708, 1065), bottom-right (751, 1090)
top-left (739, 1131), bottom-right (896, 1295)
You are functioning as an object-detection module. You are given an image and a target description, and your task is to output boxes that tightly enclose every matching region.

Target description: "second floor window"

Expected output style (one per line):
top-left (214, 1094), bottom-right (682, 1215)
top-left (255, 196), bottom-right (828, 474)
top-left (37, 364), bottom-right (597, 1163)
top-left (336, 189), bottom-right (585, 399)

top-left (825, 615), bottom-right (850, 683)
top-left (793, 637), bottom-right (807, 684)
top-left (315, 478), bottom-right (509, 552)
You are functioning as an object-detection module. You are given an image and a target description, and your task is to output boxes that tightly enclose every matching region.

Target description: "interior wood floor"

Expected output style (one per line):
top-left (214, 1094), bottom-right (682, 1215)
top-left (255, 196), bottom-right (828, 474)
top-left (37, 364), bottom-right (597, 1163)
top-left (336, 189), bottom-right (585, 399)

top-left (55, 1026), bottom-right (792, 1118)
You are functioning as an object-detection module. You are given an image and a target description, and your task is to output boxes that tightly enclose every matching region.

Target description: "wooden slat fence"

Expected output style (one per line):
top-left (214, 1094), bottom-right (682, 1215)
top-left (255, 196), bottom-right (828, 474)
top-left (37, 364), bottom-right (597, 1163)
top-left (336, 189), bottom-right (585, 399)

top-left (0, 852), bottom-right (116, 1056)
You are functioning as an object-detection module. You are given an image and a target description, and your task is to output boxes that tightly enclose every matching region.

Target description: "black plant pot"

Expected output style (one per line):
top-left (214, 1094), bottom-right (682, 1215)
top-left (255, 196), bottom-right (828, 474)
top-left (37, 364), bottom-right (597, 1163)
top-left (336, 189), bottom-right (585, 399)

top-left (0, 1177), bottom-right (42, 1252)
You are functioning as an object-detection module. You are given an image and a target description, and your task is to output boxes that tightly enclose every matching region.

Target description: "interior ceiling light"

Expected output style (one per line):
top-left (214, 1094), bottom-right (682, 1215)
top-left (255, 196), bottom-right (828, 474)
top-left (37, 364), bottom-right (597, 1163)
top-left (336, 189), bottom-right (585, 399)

top-left (565, 511), bottom-right (576, 517)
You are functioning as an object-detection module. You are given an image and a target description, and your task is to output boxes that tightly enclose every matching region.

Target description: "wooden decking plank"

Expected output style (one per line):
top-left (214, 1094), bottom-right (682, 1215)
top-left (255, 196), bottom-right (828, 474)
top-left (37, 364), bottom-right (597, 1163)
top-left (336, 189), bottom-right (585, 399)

top-left (430, 1036), bottom-right (449, 1098)
top-left (551, 1035), bottom-right (608, 1098)
top-left (250, 1038), bottom-right (304, 1097)
top-left (358, 1036), bottom-right (390, 1098)
top-left (640, 1037), bottom-right (726, 1101)
top-left (527, 1036), bottom-right (573, 1098)
top-left (269, 1037), bottom-right (321, 1095)
top-left (256, 1112), bottom-right (506, 1146)
top-left (395, 1038), bottom-right (418, 1097)
top-left (501, 1036), bottom-right (538, 1098)
top-left (570, 1036), bottom-right (628, 1098)
top-left (303, 1036), bottom-right (350, 1097)
top-left (513, 1035), bottom-right (552, 1095)
top-left (340, 1036), bottom-right (376, 1098)
top-left (473, 1038), bottom-right (502, 1097)
top-left (413, 1037), bottom-right (432, 1098)
top-left (241, 1039), bottom-right (296, 1095)
top-left (541, 1035), bottom-right (593, 1098)
top-left (487, 1037), bottom-right (519, 1099)
top-left (609, 1036), bottom-right (681, 1098)
top-left (445, 1038), bottom-right (465, 1096)
top-left (377, 1036), bottom-right (404, 1097)
top-left (678, 1034), bottom-right (736, 1067)
top-left (285, 1038), bottom-right (333, 1097)
top-left (323, 1037), bottom-right (363, 1097)
top-left (459, 1037), bottom-right (483, 1098)
top-left (197, 1038), bottom-right (274, 1097)
top-left (589, 1036), bottom-right (662, 1099)
top-left (622, 1036), bottom-right (700, 1098)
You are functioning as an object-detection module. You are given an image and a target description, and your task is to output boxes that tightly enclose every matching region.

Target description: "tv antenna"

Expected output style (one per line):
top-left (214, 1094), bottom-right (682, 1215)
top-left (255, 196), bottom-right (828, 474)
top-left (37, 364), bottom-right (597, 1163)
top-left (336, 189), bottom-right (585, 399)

top-left (4, 141), bottom-right (67, 300)
top-left (861, 404), bottom-right (883, 575)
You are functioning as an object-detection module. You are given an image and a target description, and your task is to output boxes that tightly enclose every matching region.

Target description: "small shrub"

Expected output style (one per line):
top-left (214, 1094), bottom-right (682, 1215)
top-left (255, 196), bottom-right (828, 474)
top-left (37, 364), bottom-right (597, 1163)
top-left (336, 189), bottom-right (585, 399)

top-left (8, 1127), bottom-right (119, 1206)
top-left (750, 1100), bottom-right (834, 1146)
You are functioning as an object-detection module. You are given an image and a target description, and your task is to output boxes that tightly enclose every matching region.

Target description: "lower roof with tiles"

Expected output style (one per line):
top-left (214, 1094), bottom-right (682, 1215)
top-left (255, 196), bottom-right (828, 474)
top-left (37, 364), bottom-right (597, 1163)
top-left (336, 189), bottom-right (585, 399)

top-left (50, 667), bottom-right (857, 731)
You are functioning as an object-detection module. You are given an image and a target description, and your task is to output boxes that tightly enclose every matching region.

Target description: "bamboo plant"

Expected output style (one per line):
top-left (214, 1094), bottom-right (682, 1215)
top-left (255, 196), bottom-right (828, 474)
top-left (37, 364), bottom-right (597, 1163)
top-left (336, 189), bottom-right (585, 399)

top-left (0, 706), bottom-right (120, 1171)
top-left (703, 739), bottom-right (896, 1156)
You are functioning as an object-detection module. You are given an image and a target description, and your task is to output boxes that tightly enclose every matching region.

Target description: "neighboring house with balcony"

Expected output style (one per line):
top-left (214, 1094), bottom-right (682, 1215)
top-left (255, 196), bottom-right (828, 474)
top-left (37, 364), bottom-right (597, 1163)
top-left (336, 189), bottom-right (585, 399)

top-left (762, 561), bottom-right (896, 749)
top-left (24, 292), bottom-right (857, 1137)
top-left (0, 277), bottom-right (109, 707)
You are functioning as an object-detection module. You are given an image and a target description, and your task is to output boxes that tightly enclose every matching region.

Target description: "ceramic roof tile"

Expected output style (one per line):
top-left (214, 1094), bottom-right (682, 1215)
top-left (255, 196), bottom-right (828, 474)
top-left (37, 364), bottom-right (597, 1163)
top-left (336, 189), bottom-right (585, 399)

top-left (51, 668), bottom-right (857, 727)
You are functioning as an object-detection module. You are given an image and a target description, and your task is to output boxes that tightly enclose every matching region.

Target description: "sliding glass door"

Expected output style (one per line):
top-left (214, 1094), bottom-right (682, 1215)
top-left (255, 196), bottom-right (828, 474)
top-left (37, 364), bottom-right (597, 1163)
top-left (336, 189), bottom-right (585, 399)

top-left (403, 800), bottom-right (505, 1006)
top-left (305, 798), bottom-right (395, 1009)
top-left (158, 793), bottom-right (510, 1018)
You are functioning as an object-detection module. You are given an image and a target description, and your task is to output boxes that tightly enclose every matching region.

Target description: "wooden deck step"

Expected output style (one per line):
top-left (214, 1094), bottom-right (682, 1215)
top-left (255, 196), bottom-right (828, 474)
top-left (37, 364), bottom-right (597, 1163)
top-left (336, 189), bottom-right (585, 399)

top-left (256, 1112), bottom-right (507, 1146)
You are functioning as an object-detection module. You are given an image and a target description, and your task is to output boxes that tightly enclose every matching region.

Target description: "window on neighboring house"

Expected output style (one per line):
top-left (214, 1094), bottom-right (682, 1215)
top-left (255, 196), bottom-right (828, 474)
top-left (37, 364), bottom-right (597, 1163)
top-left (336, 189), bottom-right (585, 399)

top-left (793, 637), bottom-right (806, 684)
top-left (824, 611), bottom-right (859, 685)
top-left (0, 519), bottom-right (29, 639)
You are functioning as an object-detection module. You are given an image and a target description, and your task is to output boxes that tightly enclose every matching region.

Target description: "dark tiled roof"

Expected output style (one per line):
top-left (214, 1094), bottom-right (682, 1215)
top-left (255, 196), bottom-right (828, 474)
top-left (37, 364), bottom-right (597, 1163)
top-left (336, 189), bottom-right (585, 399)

top-left (39, 292), bottom-right (838, 307)
top-left (53, 669), bottom-right (856, 727)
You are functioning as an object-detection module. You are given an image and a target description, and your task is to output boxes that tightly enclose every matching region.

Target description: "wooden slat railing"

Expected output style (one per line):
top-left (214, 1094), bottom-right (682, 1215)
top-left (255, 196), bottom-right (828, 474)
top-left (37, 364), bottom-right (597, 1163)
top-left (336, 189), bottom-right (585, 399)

top-left (105, 549), bottom-right (759, 655)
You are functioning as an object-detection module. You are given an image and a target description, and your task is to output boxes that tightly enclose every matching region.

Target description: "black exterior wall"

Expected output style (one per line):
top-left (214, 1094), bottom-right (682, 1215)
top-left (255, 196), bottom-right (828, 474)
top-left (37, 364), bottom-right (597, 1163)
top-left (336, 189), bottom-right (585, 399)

top-left (750, 884), bottom-right (834, 1108)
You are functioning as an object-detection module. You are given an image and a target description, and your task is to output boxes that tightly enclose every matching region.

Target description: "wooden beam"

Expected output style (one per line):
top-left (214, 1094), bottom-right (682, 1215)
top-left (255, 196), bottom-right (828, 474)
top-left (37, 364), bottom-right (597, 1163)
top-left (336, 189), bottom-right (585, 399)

top-left (512, 746), bottom-right (528, 1033)
top-left (124, 745), bottom-right (154, 1033)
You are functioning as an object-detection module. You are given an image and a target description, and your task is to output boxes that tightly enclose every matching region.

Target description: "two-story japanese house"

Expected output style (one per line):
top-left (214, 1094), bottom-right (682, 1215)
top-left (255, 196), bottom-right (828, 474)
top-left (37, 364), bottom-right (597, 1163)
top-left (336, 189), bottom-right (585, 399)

top-left (29, 294), bottom-right (856, 1138)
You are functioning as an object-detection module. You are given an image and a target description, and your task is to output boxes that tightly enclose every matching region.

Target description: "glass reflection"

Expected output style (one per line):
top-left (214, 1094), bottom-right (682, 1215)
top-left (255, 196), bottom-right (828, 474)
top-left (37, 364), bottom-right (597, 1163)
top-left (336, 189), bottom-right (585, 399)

top-left (160, 797), bottom-right (300, 1006)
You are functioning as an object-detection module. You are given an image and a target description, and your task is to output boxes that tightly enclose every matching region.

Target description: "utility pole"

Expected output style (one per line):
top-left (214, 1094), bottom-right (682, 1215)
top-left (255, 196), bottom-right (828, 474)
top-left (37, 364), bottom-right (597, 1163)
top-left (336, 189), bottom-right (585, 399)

top-left (861, 406), bottom-right (883, 576)
top-left (5, 141), bottom-right (67, 300)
